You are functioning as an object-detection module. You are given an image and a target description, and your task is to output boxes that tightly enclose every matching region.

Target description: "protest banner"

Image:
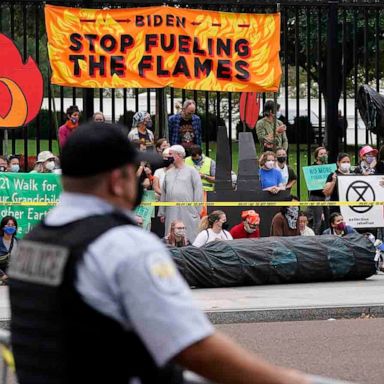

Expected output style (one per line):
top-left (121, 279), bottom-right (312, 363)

top-left (303, 163), bottom-right (337, 191)
top-left (338, 175), bottom-right (384, 228)
top-left (0, 173), bottom-right (61, 237)
top-left (44, 5), bottom-right (281, 92)
top-left (134, 190), bottom-right (156, 230)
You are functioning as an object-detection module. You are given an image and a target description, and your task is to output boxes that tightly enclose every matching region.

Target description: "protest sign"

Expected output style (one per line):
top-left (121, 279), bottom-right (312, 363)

top-left (0, 173), bottom-right (61, 237)
top-left (44, 5), bottom-right (281, 92)
top-left (338, 175), bottom-right (384, 228)
top-left (303, 163), bottom-right (337, 191)
top-left (134, 190), bottom-right (156, 230)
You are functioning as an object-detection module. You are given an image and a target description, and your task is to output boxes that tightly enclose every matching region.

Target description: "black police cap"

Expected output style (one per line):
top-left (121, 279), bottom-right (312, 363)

top-left (61, 122), bottom-right (160, 177)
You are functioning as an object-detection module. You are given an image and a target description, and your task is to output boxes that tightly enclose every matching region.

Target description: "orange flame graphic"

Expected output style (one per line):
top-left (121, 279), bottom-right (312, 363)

top-left (0, 34), bottom-right (44, 128)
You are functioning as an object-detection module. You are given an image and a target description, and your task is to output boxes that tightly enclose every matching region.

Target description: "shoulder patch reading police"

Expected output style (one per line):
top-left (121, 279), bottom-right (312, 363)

top-left (8, 240), bottom-right (69, 286)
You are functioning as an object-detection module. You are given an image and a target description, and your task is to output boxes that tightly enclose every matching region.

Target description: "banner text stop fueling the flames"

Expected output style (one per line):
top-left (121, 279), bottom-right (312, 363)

top-left (45, 5), bottom-right (281, 92)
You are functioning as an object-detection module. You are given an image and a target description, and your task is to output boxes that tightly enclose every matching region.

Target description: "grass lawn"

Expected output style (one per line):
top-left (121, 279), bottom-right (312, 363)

top-left (3, 140), bottom-right (60, 157)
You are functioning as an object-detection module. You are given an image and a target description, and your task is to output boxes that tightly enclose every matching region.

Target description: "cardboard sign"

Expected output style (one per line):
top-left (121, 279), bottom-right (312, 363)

top-left (303, 163), bottom-right (337, 191)
top-left (338, 175), bottom-right (384, 228)
top-left (44, 5), bottom-right (281, 92)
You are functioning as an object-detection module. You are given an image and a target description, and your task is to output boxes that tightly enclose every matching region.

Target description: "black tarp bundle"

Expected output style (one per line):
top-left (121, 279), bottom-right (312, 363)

top-left (170, 234), bottom-right (376, 288)
top-left (357, 85), bottom-right (384, 137)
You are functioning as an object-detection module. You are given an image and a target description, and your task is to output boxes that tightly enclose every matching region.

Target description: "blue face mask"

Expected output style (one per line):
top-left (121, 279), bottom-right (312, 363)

top-left (192, 156), bottom-right (201, 165)
top-left (3, 226), bottom-right (16, 235)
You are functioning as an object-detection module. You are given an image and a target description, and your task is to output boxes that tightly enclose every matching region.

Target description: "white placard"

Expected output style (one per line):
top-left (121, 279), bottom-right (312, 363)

top-left (338, 175), bottom-right (384, 228)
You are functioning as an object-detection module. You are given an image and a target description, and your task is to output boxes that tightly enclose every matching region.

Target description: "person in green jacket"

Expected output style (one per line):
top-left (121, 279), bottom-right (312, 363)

top-left (256, 100), bottom-right (288, 153)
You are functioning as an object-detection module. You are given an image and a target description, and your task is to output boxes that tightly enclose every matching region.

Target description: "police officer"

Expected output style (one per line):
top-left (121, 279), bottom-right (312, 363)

top-left (9, 122), bottom-right (309, 384)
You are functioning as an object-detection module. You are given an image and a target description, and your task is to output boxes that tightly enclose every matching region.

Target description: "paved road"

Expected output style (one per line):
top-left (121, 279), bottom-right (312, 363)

top-left (217, 318), bottom-right (383, 384)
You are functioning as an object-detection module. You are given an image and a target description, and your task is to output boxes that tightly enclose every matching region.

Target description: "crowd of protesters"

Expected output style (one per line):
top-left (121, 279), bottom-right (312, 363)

top-left (0, 100), bottom-right (383, 266)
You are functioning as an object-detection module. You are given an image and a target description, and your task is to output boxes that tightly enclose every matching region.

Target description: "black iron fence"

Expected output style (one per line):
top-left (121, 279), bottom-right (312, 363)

top-left (0, 0), bottom-right (383, 197)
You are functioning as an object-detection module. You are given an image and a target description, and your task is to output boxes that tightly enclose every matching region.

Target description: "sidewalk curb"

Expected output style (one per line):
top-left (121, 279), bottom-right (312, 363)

top-left (206, 305), bottom-right (384, 324)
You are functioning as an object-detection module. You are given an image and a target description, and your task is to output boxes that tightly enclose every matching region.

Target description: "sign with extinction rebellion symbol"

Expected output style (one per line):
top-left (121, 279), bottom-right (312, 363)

top-left (338, 175), bottom-right (384, 228)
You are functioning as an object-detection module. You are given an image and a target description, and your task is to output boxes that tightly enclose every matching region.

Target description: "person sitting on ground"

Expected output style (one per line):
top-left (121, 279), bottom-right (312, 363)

top-left (0, 215), bottom-right (18, 284)
top-left (185, 145), bottom-right (216, 192)
top-left (31, 151), bottom-right (58, 173)
top-left (322, 212), bottom-right (357, 237)
top-left (92, 112), bottom-right (106, 123)
top-left (354, 145), bottom-right (378, 175)
top-left (128, 111), bottom-right (155, 147)
top-left (259, 151), bottom-right (284, 194)
top-left (7, 155), bottom-right (20, 173)
top-left (230, 210), bottom-right (261, 239)
top-left (58, 105), bottom-right (80, 148)
top-left (323, 152), bottom-right (353, 214)
top-left (271, 196), bottom-right (301, 237)
top-left (155, 138), bottom-right (169, 156)
top-left (275, 147), bottom-right (296, 191)
top-left (193, 210), bottom-right (233, 247)
top-left (298, 212), bottom-right (315, 236)
top-left (163, 220), bottom-right (191, 247)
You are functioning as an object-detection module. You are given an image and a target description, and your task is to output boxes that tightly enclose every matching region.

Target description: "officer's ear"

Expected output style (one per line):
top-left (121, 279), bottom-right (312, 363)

top-left (109, 165), bottom-right (135, 197)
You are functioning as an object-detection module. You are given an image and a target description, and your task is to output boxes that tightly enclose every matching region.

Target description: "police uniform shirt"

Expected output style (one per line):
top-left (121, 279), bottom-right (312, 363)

top-left (44, 192), bottom-right (214, 367)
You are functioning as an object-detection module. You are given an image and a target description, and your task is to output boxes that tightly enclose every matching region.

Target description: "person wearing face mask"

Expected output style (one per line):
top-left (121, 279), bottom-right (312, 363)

top-left (256, 100), bottom-right (288, 153)
top-left (0, 156), bottom-right (8, 172)
top-left (163, 220), bottom-right (191, 247)
top-left (168, 99), bottom-right (202, 154)
top-left (128, 111), bottom-right (155, 148)
top-left (10, 122), bottom-right (311, 384)
top-left (275, 147), bottom-right (297, 191)
top-left (308, 146), bottom-right (329, 235)
top-left (323, 153), bottom-right (353, 214)
top-left (322, 212), bottom-right (357, 236)
top-left (7, 155), bottom-right (20, 173)
top-left (30, 151), bottom-right (58, 173)
top-left (153, 147), bottom-right (174, 198)
top-left (259, 151), bottom-right (284, 194)
top-left (0, 215), bottom-right (18, 284)
top-left (58, 105), bottom-right (80, 148)
top-left (158, 145), bottom-right (203, 243)
top-left (354, 145), bottom-right (378, 175)
top-left (271, 196), bottom-right (301, 236)
top-left (193, 210), bottom-right (233, 247)
top-left (230, 210), bottom-right (260, 239)
top-left (185, 145), bottom-right (216, 192)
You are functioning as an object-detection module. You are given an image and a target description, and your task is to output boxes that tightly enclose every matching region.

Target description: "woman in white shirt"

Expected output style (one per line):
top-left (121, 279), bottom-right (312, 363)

top-left (153, 147), bottom-right (174, 199)
top-left (193, 210), bottom-right (233, 247)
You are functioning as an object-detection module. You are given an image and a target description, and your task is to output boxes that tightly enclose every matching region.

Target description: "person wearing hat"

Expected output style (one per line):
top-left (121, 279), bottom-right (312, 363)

top-left (354, 145), bottom-right (378, 175)
top-left (230, 210), bottom-right (261, 239)
top-left (128, 111), bottom-right (154, 147)
top-left (30, 150), bottom-right (58, 173)
top-left (8, 122), bottom-right (309, 384)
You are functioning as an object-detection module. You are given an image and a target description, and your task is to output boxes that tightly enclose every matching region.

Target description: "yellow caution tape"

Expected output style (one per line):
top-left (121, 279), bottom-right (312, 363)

top-left (141, 201), bottom-right (384, 207)
top-left (0, 201), bottom-right (383, 207)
